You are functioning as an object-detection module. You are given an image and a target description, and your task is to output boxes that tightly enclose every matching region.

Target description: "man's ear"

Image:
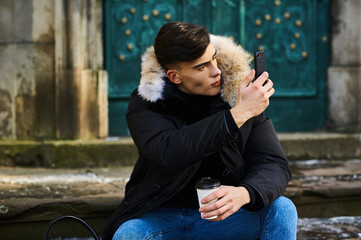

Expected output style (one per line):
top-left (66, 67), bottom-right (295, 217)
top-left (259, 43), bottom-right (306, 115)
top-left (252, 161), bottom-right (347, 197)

top-left (167, 69), bottom-right (182, 85)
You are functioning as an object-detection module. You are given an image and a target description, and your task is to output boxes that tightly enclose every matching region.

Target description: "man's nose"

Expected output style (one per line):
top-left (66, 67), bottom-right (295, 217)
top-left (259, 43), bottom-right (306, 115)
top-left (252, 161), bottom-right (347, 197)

top-left (210, 61), bottom-right (221, 76)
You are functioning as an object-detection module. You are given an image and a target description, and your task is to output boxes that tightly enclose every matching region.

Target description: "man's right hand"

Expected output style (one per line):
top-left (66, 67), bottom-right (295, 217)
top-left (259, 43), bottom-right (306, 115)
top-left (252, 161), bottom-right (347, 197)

top-left (230, 69), bottom-right (275, 128)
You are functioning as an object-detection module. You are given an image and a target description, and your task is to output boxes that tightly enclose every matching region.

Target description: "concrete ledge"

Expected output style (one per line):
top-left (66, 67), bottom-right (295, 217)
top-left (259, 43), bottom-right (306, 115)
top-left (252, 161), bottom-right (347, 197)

top-left (279, 133), bottom-right (361, 160)
top-left (0, 133), bottom-right (361, 168)
top-left (0, 138), bottom-right (138, 168)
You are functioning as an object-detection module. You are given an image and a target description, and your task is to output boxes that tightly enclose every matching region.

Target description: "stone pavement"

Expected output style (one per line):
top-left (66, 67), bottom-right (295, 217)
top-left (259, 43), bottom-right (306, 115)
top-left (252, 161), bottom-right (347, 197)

top-left (0, 159), bottom-right (360, 239)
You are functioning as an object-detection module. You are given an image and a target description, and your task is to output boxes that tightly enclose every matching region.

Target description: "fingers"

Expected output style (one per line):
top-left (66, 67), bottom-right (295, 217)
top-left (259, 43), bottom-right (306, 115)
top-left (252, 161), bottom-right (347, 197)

top-left (201, 186), bottom-right (226, 205)
top-left (200, 187), bottom-right (232, 219)
top-left (210, 208), bottom-right (234, 221)
top-left (203, 203), bottom-right (233, 221)
top-left (263, 79), bottom-right (275, 98)
top-left (201, 193), bottom-right (228, 212)
top-left (266, 86), bottom-right (275, 98)
top-left (263, 77), bottom-right (273, 88)
top-left (200, 198), bottom-right (231, 220)
top-left (201, 197), bottom-right (238, 220)
top-left (253, 71), bottom-right (269, 86)
top-left (242, 70), bottom-right (255, 87)
top-left (199, 186), bottom-right (251, 221)
top-left (254, 74), bottom-right (274, 99)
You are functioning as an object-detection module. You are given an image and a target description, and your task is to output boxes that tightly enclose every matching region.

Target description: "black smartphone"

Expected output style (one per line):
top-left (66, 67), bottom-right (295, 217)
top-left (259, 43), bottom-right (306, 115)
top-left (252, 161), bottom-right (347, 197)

top-left (254, 50), bottom-right (266, 80)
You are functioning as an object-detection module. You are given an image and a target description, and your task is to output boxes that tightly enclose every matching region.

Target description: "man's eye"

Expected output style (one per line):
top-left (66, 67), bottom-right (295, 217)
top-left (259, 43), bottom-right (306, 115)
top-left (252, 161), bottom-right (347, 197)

top-left (197, 65), bottom-right (206, 70)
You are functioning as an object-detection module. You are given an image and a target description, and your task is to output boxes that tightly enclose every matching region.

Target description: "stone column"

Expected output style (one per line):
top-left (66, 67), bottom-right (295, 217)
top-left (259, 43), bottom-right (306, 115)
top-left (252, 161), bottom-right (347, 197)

top-left (55, 0), bottom-right (108, 139)
top-left (328, 0), bottom-right (361, 132)
top-left (0, 0), bottom-right (107, 140)
top-left (0, 0), bottom-right (55, 140)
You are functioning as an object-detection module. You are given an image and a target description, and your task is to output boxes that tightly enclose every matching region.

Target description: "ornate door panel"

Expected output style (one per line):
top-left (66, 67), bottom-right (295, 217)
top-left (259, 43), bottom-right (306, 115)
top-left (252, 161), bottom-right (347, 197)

top-left (240, 0), bottom-right (330, 131)
top-left (105, 0), bottom-right (210, 135)
top-left (105, 0), bottom-right (330, 135)
top-left (244, 0), bottom-right (318, 97)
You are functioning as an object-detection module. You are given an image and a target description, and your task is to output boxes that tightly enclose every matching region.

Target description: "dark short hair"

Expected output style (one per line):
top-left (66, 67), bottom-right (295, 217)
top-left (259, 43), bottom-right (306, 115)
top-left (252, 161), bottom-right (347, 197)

top-left (154, 22), bottom-right (210, 70)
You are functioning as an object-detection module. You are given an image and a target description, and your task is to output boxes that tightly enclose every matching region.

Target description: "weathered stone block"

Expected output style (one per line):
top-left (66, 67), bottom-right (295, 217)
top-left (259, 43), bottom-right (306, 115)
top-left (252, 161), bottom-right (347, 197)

top-left (0, 44), bottom-right (15, 140)
top-left (32, 0), bottom-right (54, 42)
top-left (0, 0), bottom-right (14, 42)
top-left (98, 70), bottom-right (108, 138)
top-left (0, 40), bottom-right (56, 140)
top-left (331, 0), bottom-right (361, 66)
top-left (79, 70), bottom-right (108, 139)
top-left (13, 43), bottom-right (55, 140)
top-left (328, 67), bottom-right (361, 132)
top-left (2, 44), bottom-right (36, 97)
top-left (0, 43), bottom-right (36, 140)
top-left (15, 95), bottom-right (35, 139)
top-left (33, 71), bottom-right (55, 139)
top-left (0, 89), bottom-right (13, 139)
top-left (33, 44), bottom-right (55, 139)
top-left (79, 70), bottom-right (100, 139)
top-left (57, 70), bottom-right (82, 139)
top-left (33, 43), bottom-right (54, 72)
top-left (0, 0), bottom-right (50, 42)
top-left (57, 69), bottom-right (108, 139)
top-left (13, 0), bottom-right (33, 41)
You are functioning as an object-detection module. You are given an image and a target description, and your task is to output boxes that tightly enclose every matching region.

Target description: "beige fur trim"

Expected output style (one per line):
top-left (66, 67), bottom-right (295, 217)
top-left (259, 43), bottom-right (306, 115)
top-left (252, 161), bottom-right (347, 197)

top-left (138, 46), bottom-right (167, 102)
top-left (138, 35), bottom-right (252, 106)
top-left (210, 35), bottom-right (252, 107)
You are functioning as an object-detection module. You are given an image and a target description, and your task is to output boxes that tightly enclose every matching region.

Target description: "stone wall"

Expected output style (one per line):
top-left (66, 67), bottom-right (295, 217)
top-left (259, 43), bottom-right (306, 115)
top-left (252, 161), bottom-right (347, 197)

top-left (0, 0), bottom-right (55, 140)
top-left (328, 0), bottom-right (361, 132)
top-left (0, 0), bottom-right (107, 140)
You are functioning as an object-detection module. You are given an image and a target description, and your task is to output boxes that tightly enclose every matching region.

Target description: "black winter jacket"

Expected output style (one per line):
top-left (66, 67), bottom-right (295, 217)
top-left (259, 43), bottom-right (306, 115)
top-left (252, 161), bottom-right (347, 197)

top-left (102, 35), bottom-right (290, 240)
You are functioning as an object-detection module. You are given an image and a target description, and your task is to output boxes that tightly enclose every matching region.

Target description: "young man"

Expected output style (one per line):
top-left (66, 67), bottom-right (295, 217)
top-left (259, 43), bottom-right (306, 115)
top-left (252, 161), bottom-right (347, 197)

top-left (102, 22), bottom-right (297, 240)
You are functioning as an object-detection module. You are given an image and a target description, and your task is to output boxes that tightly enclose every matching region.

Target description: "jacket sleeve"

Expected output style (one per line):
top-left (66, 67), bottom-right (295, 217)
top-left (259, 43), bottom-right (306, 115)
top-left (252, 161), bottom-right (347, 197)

top-left (239, 113), bottom-right (291, 210)
top-left (126, 90), bottom-right (239, 173)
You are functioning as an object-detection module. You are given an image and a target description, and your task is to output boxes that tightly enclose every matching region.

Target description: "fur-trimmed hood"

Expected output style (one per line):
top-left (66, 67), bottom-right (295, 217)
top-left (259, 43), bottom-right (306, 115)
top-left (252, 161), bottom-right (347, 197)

top-left (138, 35), bottom-right (252, 107)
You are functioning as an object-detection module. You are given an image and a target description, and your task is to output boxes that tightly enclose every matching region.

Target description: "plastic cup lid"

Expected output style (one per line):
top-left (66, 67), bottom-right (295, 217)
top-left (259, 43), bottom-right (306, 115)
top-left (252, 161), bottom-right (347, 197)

top-left (195, 177), bottom-right (221, 189)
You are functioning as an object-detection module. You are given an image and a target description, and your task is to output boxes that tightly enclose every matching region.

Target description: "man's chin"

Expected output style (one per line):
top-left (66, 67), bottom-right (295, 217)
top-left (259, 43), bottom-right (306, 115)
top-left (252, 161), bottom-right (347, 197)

top-left (204, 87), bottom-right (221, 96)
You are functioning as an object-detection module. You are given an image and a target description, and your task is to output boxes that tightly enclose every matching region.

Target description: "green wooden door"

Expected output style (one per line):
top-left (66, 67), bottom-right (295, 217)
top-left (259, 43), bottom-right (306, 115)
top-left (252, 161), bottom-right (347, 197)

top-left (105, 0), bottom-right (330, 136)
top-left (240, 0), bottom-right (330, 131)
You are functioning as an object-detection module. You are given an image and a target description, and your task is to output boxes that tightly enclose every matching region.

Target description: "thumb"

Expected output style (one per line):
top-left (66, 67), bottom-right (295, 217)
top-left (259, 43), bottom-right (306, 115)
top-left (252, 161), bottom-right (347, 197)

top-left (242, 70), bottom-right (255, 88)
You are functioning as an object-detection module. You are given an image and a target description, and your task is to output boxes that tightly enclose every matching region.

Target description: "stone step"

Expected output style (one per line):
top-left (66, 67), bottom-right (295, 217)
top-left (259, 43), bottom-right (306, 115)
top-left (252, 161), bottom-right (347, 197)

top-left (0, 159), bottom-right (361, 239)
top-left (297, 216), bottom-right (361, 240)
top-left (0, 167), bottom-right (132, 239)
top-left (287, 159), bottom-right (361, 218)
top-left (1, 133), bottom-right (361, 168)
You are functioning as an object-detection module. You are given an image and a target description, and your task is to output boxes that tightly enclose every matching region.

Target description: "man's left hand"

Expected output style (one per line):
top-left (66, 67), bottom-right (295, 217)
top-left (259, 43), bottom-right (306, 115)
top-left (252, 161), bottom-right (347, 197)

top-left (199, 186), bottom-right (251, 221)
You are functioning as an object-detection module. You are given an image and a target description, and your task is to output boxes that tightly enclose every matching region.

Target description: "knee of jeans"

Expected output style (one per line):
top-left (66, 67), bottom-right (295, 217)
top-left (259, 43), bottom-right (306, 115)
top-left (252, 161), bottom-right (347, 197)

top-left (273, 196), bottom-right (298, 220)
top-left (112, 219), bottom-right (149, 240)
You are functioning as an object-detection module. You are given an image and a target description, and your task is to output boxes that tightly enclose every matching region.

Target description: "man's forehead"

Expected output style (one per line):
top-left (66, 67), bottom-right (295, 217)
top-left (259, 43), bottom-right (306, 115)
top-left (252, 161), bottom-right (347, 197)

top-left (173, 43), bottom-right (215, 70)
top-left (195, 43), bottom-right (215, 61)
top-left (191, 44), bottom-right (216, 67)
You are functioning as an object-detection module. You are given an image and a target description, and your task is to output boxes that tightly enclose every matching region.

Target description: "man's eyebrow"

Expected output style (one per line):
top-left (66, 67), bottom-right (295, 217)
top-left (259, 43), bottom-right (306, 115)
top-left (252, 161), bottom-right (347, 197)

top-left (192, 50), bottom-right (217, 69)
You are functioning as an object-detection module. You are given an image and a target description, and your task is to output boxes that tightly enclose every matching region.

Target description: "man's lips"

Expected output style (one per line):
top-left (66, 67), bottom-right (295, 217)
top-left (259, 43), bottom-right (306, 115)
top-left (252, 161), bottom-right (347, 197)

top-left (211, 80), bottom-right (221, 87)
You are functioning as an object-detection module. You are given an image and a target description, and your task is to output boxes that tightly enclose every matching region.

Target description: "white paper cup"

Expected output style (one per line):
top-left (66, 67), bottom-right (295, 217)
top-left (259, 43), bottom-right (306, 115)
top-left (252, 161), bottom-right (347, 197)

top-left (195, 177), bottom-right (221, 220)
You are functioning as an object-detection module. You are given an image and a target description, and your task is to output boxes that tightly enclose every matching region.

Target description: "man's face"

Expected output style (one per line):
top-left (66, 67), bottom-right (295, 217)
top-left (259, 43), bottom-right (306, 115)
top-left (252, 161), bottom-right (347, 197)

top-left (168, 43), bottom-right (222, 96)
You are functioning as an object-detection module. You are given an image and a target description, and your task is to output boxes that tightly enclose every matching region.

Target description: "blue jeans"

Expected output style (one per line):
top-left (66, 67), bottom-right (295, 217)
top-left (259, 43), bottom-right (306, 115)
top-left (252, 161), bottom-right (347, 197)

top-left (112, 196), bottom-right (297, 240)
